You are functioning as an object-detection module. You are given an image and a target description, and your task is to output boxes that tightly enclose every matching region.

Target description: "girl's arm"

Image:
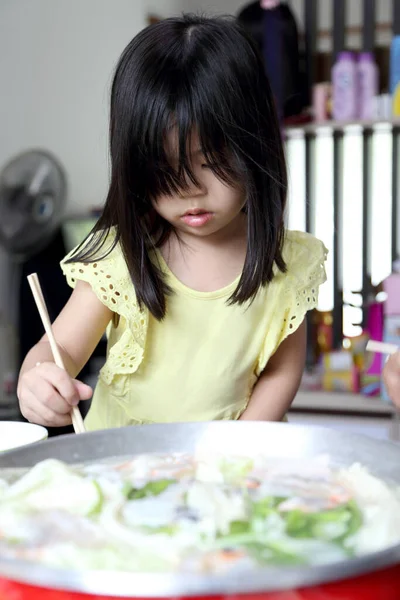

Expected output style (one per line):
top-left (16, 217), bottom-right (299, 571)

top-left (18, 281), bottom-right (112, 426)
top-left (240, 320), bottom-right (306, 421)
top-left (383, 352), bottom-right (400, 408)
top-left (20, 280), bottom-right (112, 377)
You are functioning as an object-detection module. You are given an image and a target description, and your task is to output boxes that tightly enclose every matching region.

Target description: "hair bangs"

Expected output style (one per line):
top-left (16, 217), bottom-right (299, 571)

top-left (143, 97), bottom-right (242, 203)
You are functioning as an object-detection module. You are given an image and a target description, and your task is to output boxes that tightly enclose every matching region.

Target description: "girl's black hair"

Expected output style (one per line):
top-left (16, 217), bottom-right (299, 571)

top-left (67, 14), bottom-right (287, 320)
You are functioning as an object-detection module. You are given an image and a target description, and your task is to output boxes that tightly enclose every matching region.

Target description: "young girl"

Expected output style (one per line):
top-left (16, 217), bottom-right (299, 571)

top-left (18, 14), bottom-right (327, 431)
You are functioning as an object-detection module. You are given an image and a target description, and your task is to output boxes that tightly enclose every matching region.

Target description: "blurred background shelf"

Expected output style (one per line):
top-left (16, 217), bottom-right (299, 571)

top-left (290, 390), bottom-right (400, 442)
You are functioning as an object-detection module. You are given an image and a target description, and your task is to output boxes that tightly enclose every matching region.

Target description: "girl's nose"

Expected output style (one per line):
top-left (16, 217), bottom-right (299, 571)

top-left (178, 180), bottom-right (205, 199)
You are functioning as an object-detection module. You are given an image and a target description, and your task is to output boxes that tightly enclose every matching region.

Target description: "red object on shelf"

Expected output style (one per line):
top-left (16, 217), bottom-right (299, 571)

top-left (1, 565), bottom-right (400, 600)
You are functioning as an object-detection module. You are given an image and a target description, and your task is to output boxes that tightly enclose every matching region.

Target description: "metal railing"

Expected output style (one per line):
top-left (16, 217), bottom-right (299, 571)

top-left (287, 0), bottom-right (400, 346)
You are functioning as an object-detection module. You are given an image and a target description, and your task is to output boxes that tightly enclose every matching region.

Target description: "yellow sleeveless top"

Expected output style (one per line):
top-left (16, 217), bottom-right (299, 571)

top-left (61, 230), bottom-right (327, 431)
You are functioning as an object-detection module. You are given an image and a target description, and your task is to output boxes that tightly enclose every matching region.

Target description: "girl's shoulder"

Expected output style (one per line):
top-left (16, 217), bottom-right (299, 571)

top-left (61, 228), bottom-right (148, 385)
top-left (256, 231), bottom-right (327, 374)
top-left (60, 227), bottom-right (135, 312)
top-left (282, 230), bottom-right (328, 265)
top-left (276, 230), bottom-right (328, 292)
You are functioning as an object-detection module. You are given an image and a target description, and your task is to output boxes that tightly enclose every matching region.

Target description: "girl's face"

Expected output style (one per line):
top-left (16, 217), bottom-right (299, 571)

top-left (152, 134), bottom-right (246, 239)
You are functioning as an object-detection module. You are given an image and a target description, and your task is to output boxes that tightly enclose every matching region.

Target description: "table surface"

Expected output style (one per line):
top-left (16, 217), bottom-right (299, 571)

top-left (293, 390), bottom-right (397, 415)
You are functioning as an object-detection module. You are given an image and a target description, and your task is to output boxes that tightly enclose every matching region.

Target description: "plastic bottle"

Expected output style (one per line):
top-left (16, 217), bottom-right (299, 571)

top-left (332, 51), bottom-right (357, 121)
top-left (390, 35), bottom-right (400, 117)
top-left (357, 52), bottom-right (379, 120)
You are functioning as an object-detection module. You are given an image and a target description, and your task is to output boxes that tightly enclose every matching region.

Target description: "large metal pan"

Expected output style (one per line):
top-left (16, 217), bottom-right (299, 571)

top-left (0, 421), bottom-right (400, 600)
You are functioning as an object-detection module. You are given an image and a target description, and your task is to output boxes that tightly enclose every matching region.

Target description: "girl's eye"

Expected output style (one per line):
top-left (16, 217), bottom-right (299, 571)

top-left (201, 163), bottom-right (212, 170)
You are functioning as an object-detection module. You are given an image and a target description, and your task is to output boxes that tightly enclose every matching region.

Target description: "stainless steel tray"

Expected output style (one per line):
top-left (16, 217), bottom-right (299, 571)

top-left (0, 421), bottom-right (399, 596)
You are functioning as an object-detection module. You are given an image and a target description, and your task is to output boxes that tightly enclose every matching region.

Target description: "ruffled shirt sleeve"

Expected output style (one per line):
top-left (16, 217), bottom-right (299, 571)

top-left (256, 230), bottom-right (328, 374)
top-left (60, 229), bottom-right (148, 384)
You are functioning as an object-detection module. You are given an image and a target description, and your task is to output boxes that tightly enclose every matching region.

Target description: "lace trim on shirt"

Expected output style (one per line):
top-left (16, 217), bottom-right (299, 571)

top-left (256, 232), bottom-right (328, 375)
top-left (60, 237), bottom-right (148, 385)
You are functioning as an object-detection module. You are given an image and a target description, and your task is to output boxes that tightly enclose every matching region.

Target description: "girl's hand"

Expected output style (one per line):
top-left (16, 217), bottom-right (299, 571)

top-left (383, 352), bottom-right (400, 408)
top-left (17, 280), bottom-right (112, 427)
top-left (18, 362), bottom-right (93, 427)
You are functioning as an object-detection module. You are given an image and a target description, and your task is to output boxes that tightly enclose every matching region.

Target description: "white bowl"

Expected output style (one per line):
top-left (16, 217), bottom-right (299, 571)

top-left (0, 421), bottom-right (48, 452)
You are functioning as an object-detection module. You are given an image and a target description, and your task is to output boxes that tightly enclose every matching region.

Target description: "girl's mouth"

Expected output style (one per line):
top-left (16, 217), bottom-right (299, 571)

top-left (181, 209), bottom-right (214, 228)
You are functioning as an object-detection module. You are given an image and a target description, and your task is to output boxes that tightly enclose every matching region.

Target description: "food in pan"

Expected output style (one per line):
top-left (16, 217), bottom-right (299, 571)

top-left (0, 453), bottom-right (399, 573)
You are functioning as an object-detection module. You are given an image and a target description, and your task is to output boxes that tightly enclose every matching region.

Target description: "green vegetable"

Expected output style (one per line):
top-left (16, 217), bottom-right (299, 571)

top-left (141, 524), bottom-right (179, 536)
top-left (228, 520), bottom-right (251, 536)
top-left (89, 480), bottom-right (104, 516)
top-left (4, 537), bottom-right (24, 546)
top-left (284, 510), bottom-right (314, 538)
top-left (245, 541), bottom-right (306, 566)
top-left (219, 457), bottom-right (254, 483)
top-left (126, 479), bottom-right (176, 500)
top-left (346, 500), bottom-right (363, 534)
top-left (284, 501), bottom-right (363, 544)
top-left (215, 497), bottom-right (363, 568)
top-left (337, 500), bottom-right (363, 543)
top-left (253, 496), bottom-right (286, 518)
top-left (1, 461), bottom-right (104, 518)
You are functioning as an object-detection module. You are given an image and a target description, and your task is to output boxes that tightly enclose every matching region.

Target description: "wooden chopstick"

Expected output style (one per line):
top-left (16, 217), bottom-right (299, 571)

top-left (366, 340), bottom-right (398, 356)
top-left (27, 273), bottom-right (86, 434)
